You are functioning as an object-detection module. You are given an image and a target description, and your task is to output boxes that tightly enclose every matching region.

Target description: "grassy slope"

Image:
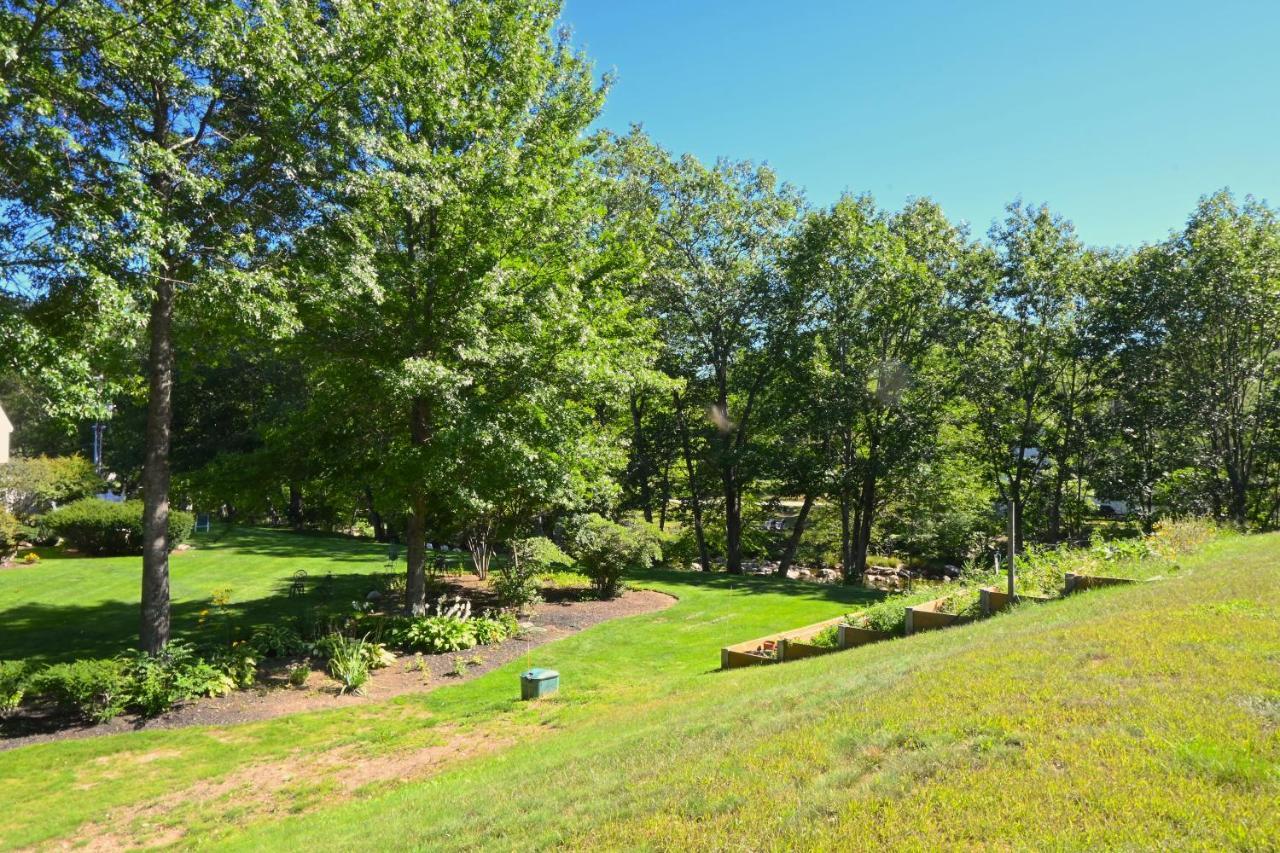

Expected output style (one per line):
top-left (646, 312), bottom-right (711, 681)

top-left (224, 533), bottom-right (1280, 851)
top-left (0, 536), bottom-right (877, 848)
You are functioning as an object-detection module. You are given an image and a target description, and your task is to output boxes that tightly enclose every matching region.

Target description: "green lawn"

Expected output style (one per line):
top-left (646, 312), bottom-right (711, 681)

top-left (0, 531), bottom-right (1276, 849)
top-left (0, 528), bottom-right (880, 848)
top-left (0, 527), bottom-right (462, 664)
top-left (233, 532), bottom-right (1280, 850)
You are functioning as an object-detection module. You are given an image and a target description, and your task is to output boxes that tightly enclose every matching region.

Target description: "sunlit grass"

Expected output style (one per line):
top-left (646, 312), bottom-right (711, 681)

top-left (0, 530), bottom-right (1275, 849)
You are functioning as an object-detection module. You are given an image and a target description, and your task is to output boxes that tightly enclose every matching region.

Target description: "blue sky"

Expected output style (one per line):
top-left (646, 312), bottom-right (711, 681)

top-left (561, 0), bottom-right (1279, 248)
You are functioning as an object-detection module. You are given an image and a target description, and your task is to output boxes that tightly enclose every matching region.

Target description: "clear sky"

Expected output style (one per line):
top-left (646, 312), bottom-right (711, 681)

top-left (560, 0), bottom-right (1280, 248)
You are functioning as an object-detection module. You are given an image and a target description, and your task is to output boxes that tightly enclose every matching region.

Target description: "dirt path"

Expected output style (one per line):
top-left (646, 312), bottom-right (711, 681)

top-left (1, 588), bottom-right (675, 751)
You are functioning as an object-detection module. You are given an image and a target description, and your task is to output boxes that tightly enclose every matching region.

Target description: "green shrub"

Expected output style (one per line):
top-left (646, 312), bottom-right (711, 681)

top-left (0, 455), bottom-right (102, 521)
top-left (808, 625), bottom-right (840, 649)
top-left (0, 660), bottom-right (31, 714)
top-left (845, 588), bottom-right (940, 635)
top-left (287, 662), bottom-right (310, 687)
top-left (325, 634), bottom-right (372, 694)
top-left (1149, 517), bottom-right (1223, 558)
top-left (32, 658), bottom-right (130, 723)
top-left (0, 507), bottom-right (18, 561)
top-left (249, 625), bottom-right (307, 658)
top-left (311, 633), bottom-right (394, 669)
top-left (207, 644), bottom-right (259, 689)
top-left (563, 513), bottom-right (660, 599)
top-left (399, 616), bottom-right (477, 653)
top-left (662, 525), bottom-right (703, 569)
top-left (41, 499), bottom-right (195, 556)
top-left (120, 642), bottom-right (236, 717)
top-left (495, 536), bottom-right (570, 610)
top-left (933, 587), bottom-right (983, 617)
top-left (471, 612), bottom-right (518, 645)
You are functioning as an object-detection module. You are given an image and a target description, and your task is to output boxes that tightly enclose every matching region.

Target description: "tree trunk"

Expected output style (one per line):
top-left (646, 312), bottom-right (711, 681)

top-left (852, 469), bottom-right (877, 581)
top-left (629, 393), bottom-right (653, 523)
top-left (722, 467), bottom-right (742, 574)
top-left (140, 274), bottom-right (175, 655)
top-left (657, 457), bottom-right (672, 531)
top-left (775, 492), bottom-right (815, 576)
top-left (365, 486), bottom-right (387, 542)
top-left (405, 396), bottom-right (431, 615)
top-left (674, 390), bottom-right (711, 571)
top-left (839, 492), bottom-right (852, 583)
top-left (468, 529), bottom-right (492, 580)
top-left (405, 492), bottom-right (428, 615)
top-left (288, 482), bottom-right (304, 530)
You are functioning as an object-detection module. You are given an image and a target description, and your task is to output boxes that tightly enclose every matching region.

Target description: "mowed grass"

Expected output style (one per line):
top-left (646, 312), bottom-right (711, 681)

top-left (0, 531), bottom-right (880, 848)
top-left (0, 527), bottom-right (458, 664)
top-left (214, 532), bottom-right (1280, 851)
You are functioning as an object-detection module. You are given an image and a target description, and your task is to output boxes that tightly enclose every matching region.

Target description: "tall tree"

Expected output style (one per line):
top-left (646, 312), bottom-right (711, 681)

top-left (300, 0), bottom-right (649, 613)
top-left (969, 202), bottom-right (1084, 548)
top-left (612, 133), bottom-right (801, 573)
top-left (787, 195), bottom-right (974, 580)
top-left (1115, 191), bottom-right (1280, 526)
top-left (0, 0), bottom-right (371, 650)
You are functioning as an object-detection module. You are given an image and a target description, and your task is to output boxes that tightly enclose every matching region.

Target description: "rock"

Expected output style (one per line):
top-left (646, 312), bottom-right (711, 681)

top-left (943, 564), bottom-right (961, 578)
top-left (366, 590), bottom-right (383, 602)
top-left (796, 569), bottom-right (813, 580)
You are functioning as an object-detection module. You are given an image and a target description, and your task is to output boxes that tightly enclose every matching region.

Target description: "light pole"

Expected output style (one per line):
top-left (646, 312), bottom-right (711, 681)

top-left (1007, 499), bottom-right (1017, 599)
top-left (92, 400), bottom-right (114, 478)
top-left (92, 420), bottom-right (106, 472)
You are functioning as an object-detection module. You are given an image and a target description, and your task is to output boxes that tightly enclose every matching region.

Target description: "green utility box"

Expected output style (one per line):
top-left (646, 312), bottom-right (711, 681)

top-left (520, 668), bottom-right (559, 700)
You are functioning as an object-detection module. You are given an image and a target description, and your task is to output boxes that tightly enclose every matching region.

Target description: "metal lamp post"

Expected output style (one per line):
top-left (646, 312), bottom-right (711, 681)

top-left (1007, 499), bottom-right (1017, 599)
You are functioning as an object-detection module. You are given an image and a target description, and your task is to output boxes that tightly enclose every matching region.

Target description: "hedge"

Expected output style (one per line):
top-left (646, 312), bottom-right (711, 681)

top-left (41, 499), bottom-right (195, 556)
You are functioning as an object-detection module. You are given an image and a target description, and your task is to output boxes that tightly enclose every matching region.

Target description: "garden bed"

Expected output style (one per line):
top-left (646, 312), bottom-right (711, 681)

top-left (904, 590), bottom-right (981, 636)
top-left (1063, 572), bottom-right (1141, 594)
top-left (979, 586), bottom-right (1055, 615)
top-left (1, 588), bottom-right (675, 750)
top-left (837, 624), bottom-right (894, 648)
top-left (721, 615), bottom-right (846, 669)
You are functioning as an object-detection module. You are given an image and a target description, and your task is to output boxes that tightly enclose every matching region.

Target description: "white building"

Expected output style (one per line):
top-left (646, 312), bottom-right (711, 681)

top-left (0, 400), bottom-right (10, 463)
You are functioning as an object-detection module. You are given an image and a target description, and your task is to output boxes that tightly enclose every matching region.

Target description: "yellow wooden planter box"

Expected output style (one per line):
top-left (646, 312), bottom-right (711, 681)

top-left (1063, 572), bottom-right (1139, 594)
top-left (838, 624), bottom-right (894, 648)
top-left (721, 615), bottom-right (846, 669)
top-left (979, 586), bottom-right (1054, 615)
top-left (904, 596), bottom-right (972, 635)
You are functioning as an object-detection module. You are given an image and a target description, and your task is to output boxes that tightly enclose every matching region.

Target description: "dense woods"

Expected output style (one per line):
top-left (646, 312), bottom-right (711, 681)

top-left (4, 0), bottom-right (1279, 650)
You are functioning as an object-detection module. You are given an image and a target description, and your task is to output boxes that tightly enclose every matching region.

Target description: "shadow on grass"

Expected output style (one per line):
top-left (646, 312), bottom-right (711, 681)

top-left (0, 572), bottom-right (383, 667)
top-left (193, 526), bottom-right (480, 570)
top-left (190, 526), bottom-right (391, 562)
top-left (633, 566), bottom-right (889, 606)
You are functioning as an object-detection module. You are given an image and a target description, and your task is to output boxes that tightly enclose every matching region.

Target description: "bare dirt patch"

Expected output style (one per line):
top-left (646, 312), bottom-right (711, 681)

top-left (76, 723), bottom-right (527, 850)
top-left (2, 587), bottom-right (675, 751)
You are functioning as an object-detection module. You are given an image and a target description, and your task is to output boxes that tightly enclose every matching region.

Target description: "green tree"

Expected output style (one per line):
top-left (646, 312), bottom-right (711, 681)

top-left (0, 0), bottom-right (374, 651)
top-left (611, 132), bottom-right (802, 573)
top-left (1114, 191), bottom-right (1280, 526)
top-left (786, 195), bottom-right (975, 580)
top-left (298, 0), bottom-right (649, 613)
top-left (968, 202), bottom-right (1085, 548)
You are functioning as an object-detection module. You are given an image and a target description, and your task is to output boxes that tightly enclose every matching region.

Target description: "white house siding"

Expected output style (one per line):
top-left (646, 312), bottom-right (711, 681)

top-left (0, 402), bottom-right (10, 463)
